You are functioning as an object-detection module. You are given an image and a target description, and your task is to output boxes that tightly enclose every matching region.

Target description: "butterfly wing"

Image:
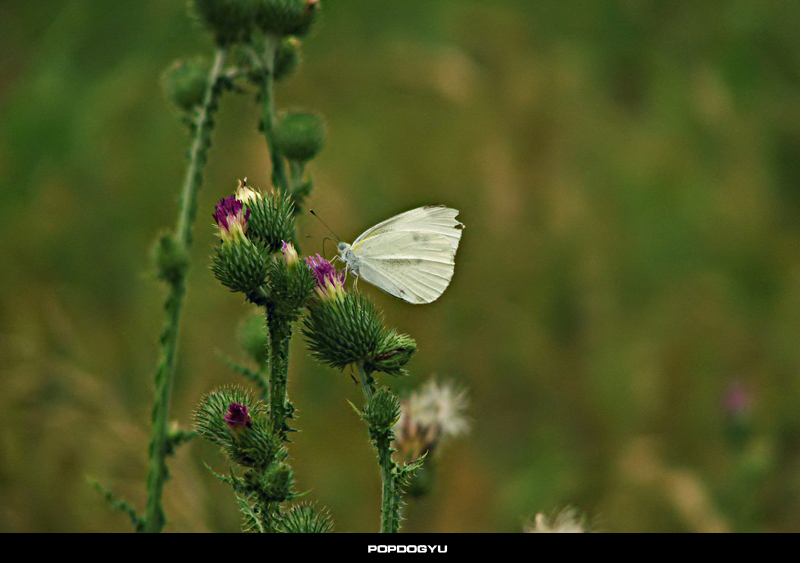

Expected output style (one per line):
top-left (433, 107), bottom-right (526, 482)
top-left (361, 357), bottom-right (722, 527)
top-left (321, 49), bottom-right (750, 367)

top-left (353, 205), bottom-right (463, 252)
top-left (351, 206), bottom-right (463, 304)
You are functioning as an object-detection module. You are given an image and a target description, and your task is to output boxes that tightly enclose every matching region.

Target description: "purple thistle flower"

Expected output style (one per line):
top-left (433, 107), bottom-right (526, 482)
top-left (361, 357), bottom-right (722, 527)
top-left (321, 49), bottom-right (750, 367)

top-left (213, 196), bottom-right (250, 242)
top-left (305, 254), bottom-right (345, 300)
top-left (225, 402), bottom-right (252, 431)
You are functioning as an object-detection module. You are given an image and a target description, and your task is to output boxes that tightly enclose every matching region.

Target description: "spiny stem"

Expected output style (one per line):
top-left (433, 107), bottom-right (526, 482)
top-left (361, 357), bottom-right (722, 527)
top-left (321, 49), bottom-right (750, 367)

top-left (267, 306), bottom-right (292, 441)
top-left (356, 361), bottom-right (401, 533)
top-left (257, 34), bottom-right (289, 193)
top-left (144, 48), bottom-right (228, 534)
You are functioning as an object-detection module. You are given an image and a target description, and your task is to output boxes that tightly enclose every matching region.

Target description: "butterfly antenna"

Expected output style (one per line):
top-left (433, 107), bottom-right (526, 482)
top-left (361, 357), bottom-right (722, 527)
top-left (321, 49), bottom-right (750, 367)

top-left (309, 209), bottom-right (341, 242)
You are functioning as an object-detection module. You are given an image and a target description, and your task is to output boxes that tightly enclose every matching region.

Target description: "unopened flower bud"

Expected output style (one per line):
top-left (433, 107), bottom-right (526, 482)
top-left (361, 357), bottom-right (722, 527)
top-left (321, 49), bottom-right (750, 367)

top-left (162, 57), bottom-right (211, 112)
top-left (273, 111), bottom-right (325, 162)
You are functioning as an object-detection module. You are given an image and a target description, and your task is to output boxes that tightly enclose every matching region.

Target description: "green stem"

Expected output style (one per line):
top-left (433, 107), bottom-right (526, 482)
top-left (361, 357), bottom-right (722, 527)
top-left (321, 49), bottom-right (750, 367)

top-left (258, 35), bottom-right (289, 193)
top-left (143, 48), bottom-right (228, 534)
top-left (267, 306), bottom-right (292, 441)
top-left (356, 361), bottom-right (401, 533)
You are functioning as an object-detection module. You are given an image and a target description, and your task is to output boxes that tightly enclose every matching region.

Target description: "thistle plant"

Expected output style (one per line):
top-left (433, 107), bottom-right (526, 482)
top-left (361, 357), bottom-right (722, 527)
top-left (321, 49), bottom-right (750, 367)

top-left (302, 257), bottom-right (423, 532)
top-left (97, 0), bottom-right (470, 533)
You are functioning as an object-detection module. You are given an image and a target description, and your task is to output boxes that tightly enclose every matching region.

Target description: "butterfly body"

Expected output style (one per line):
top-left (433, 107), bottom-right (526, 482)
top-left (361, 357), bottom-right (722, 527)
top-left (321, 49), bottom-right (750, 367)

top-left (337, 205), bottom-right (464, 304)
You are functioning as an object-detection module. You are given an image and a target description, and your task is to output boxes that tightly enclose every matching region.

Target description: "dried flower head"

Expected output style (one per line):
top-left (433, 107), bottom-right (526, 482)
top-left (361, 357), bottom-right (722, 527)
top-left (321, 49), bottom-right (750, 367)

top-left (524, 507), bottom-right (589, 533)
top-left (235, 178), bottom-right (262, 206)
top-left (281, 240), bottom-right (299, 266)
top-left (305, 254), bottom-right (345, 301)
top-left (393, 379), bottom-right (469, 462)
top-left (213, 196), bottom-right (250, 243)
top-left (224, 402), bottom-right (252, 432)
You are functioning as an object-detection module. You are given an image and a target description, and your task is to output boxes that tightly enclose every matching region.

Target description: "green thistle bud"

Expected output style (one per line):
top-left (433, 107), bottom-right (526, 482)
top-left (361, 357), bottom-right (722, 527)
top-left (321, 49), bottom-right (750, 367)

top-left (274, 37), bottom-right (301, 81)
top-left (273, 111), bottom-right (325, 162)
top-left (239, 313), bottom-right (270, 364)
top-left (194, 387), bottom-right (285, 468)
top-left (366, 329), bottom-right (417, 376)
top-left (279, 504), bottom-right (334, 533)
top-left (247, 190), bottom-right (296, 252)
top-left (255, 461), bottom-right (295, 502)
top-left (190, 0), bottom-right (257, 45)
top-left (268, 252), bottom-right (315, 319)
top-left (364, 387), bottom-right (402, 431)
top-left (253, 0), bottom-right (320, 37)
top-left (152, 232), bottom-right (188, 284)
top-left (303, 293), bottom-right (384, 370)
top-left (212, 237), bottom-right (269, 295)
top-left (162, 57), bottom-right (211, 112)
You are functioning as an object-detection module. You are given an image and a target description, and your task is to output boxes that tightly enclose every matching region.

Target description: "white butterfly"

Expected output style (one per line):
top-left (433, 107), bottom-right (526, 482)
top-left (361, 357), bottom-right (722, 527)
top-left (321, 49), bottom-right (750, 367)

top-left (337, 205), bottom-right (464, 304)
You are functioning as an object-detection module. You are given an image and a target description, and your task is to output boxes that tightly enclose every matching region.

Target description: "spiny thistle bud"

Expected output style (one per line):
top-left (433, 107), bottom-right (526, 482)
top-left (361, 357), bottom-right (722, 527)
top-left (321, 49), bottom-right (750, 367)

top-left (247, 190), bottom-right (296, 252)
top-left (235, 178), bottom-right (263, 207)
top-left (303, 293), bottom-right (385, 370)
top-left (274, 37), bottom-right (301, 81)
top-left (190, 0), bottom-right (257, 45)
top-left (212, 238), bottom-right (269, 296)
top-left (281, 240), bottom-right (299, 266)
top-left (253, 0), bottom-right (320, 37)
top-left (366, 329), bottom-right (417, 376)
top-left (268, 248), bottom-right (315, 319)
top-left (256, 461), bottom-right (295, 501)
top-left (162, 57), bottom-right (211, 112)
top-left (239, 313), bottom-right (269, 364)
top-left (279, 504), bottom-right (334, 533)
top-left (213, 196), bottom-right (251, 244)
top-left (305, 254), bottom-right (344, 301)
top-left (194, 387), bottom-right (286, 468)
top-left (225, 402), bottom-right (252, 432)
top-left (273, 111), bottom-right (325, 162)
top-left (364, 387), bottom-right (402, 431)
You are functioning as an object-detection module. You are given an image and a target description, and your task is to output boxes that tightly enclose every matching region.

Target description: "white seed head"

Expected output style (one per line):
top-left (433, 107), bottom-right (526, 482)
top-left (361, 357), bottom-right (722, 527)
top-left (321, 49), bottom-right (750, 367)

top-left (524, 507), bottom-right (589, 534)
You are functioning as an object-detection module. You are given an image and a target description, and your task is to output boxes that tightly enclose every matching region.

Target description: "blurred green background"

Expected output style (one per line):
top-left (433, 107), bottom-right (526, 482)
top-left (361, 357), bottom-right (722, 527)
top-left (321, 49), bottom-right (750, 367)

top-left (2, 0), bottom-right (800, 532)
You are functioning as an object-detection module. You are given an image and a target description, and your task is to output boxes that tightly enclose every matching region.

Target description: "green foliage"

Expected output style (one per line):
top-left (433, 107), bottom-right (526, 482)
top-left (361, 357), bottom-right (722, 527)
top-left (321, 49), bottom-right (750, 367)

top-left (162, 57), bottom-right (212, 113)
top-left (247, 191), bottom-right (296, 252)
top-left (303, 293), bottom-right (385, 370)
top-left (273, 111), bottom-right (325, 162)
top-left (217, 351), bottom-right (269, 400)
top-left (211, 238), bottom-right (269, 296)
top-left (278, 503), bottom-right (334, 533)
top-left (90, 481), bottom-right (146, 533)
